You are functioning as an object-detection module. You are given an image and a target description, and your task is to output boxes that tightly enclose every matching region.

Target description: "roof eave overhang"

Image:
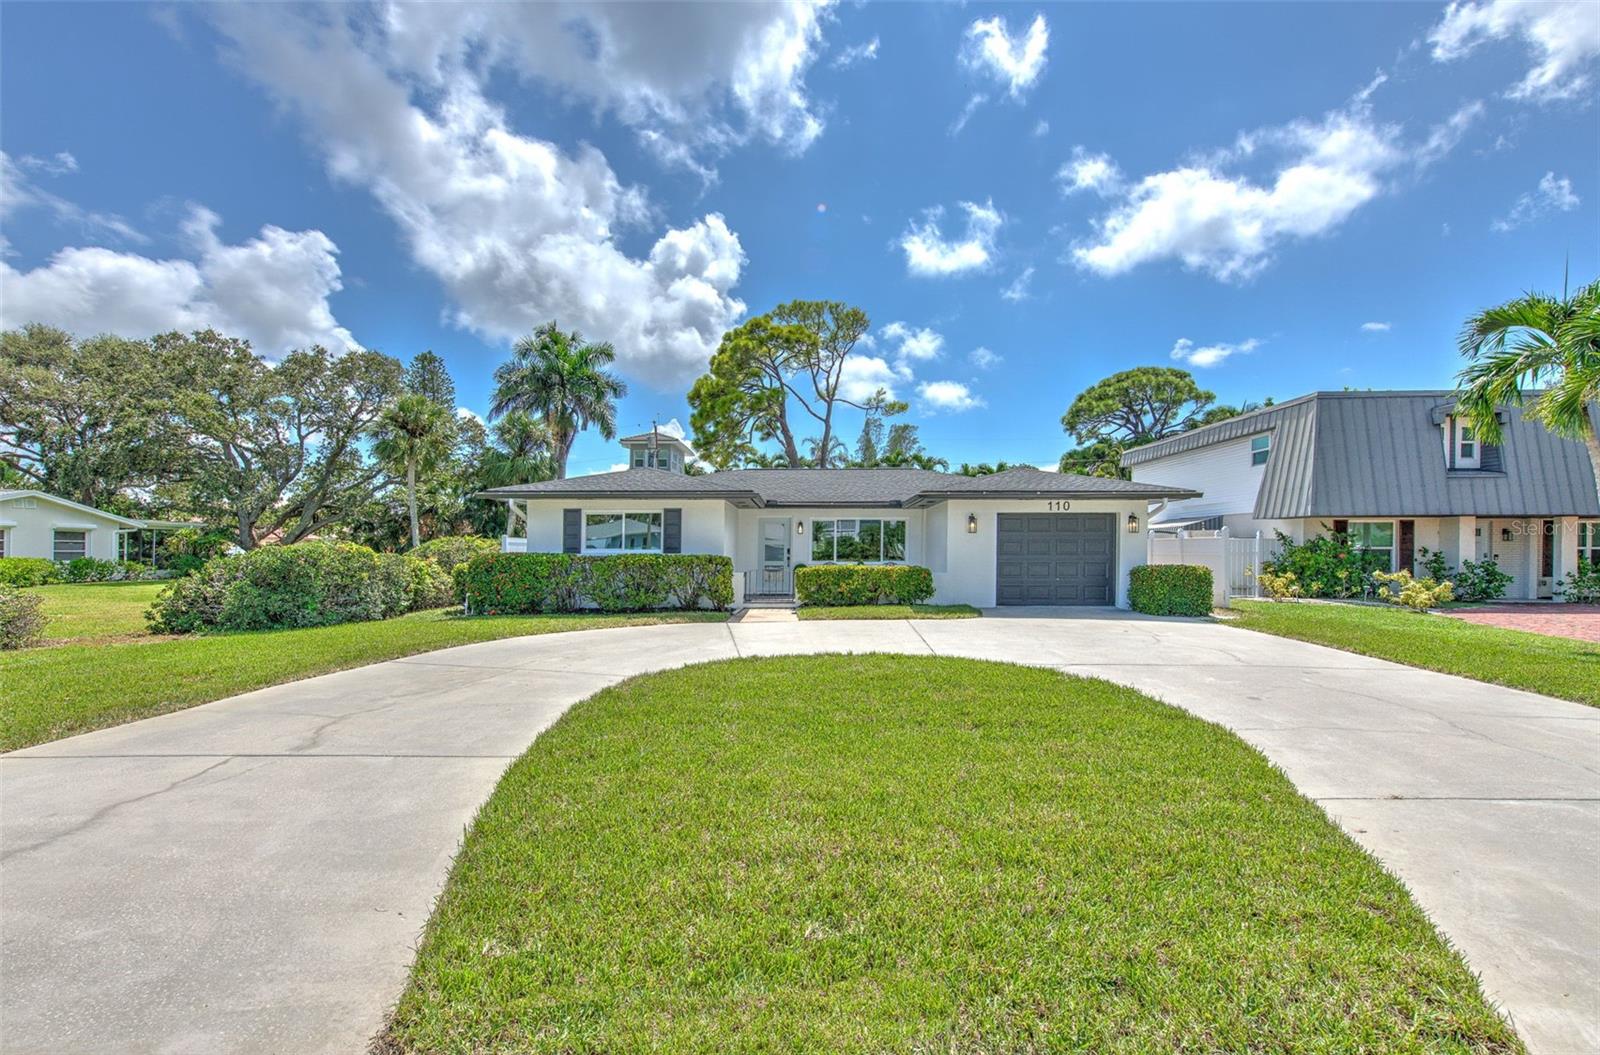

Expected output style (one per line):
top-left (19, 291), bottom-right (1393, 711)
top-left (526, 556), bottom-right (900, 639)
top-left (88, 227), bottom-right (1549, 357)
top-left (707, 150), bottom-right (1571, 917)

top-left (905, 488), bottom-right (1202, 507)
top-left (473, 489), bottom-right (766, 508)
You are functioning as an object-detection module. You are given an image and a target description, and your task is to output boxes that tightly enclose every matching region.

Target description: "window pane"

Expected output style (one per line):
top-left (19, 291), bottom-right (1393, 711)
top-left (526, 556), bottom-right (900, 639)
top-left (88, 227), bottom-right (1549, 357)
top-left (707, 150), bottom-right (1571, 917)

top-left (585, 513), bottom-right (624, 551)
top-left (1355, 522), bottom-right (1393, 549)
top-left (53, 530), bottom-right (87, 561)
top-left (624, 513), bottom-right (662, 550)
top-left (833, 519), bottom-right (872, 561)
top-left (857, 519), bottom-right (883, 561)
top-left (883, 520), bottom-right (906, 561)
top-left (811, 520), bottom-right (834, 561)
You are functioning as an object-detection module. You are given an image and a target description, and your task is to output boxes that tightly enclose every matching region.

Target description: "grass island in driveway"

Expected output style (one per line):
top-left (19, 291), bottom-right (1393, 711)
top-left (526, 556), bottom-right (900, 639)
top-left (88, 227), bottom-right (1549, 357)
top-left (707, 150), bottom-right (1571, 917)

top-left (1226, 600), bottom-right (1600, 708)
top-left (379, 654), bottom-right (1521, 1055)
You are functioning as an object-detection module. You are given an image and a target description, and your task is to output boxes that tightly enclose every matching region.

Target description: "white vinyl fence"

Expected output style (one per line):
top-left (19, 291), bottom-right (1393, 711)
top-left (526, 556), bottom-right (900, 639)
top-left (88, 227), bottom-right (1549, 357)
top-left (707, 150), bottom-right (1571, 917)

top-left (1147, 528), bottom-right (1263, 606)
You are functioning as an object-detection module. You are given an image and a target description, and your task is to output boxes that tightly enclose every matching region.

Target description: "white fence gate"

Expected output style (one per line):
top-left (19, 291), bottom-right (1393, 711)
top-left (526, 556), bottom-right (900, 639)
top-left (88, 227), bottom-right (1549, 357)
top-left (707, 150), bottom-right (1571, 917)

top-left (1147, 528), bottom-right (1262, 606)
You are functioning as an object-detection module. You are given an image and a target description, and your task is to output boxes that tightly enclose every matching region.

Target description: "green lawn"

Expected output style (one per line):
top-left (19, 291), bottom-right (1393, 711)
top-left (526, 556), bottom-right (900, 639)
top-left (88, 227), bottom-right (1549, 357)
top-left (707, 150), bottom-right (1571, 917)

top-left (33, 581), bottom-right (168, 642)
top-left (796, 603), bottom-right (981, 620)
top-left (2, 605), bottom-right (727, 752)
top-left (379, 655), bottom-right (1520, 1055)
top-left (1228, 601), bottom-right (1600, 708)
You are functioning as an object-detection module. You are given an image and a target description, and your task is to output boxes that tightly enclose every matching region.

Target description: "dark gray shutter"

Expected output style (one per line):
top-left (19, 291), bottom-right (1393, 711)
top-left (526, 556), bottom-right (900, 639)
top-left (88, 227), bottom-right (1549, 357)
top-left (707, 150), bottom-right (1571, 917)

top-left (663, 508), bottom-right (682, 553)
top-left (562, 509), bottom-right (581, 553)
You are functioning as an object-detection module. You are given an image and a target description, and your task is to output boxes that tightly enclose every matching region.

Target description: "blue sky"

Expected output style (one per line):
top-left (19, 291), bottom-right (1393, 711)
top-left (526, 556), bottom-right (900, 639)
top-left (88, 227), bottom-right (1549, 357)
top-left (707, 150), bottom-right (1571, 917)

top-left (3, 2), bottom-right (1596, 474)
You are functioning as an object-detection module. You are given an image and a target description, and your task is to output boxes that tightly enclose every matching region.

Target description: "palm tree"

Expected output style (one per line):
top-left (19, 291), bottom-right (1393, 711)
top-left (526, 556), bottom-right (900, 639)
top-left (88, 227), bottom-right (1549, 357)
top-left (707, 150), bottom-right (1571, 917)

top-left (373, 393), bottom-right (455, 549)
top-left (1456, 276), bottom-right (1600, 498)
top-left (476, 411), bottom-right (554, 489)
top-left (490, 322), bottom-right (627, 479)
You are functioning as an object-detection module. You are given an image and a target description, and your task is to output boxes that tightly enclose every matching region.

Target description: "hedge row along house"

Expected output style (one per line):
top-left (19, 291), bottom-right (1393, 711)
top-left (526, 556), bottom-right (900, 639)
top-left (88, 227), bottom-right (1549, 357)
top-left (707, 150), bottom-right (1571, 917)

top-left (480, 431), bottom-right (1200, 609)
top-left (1122, 391), bottom-right (1600, 601)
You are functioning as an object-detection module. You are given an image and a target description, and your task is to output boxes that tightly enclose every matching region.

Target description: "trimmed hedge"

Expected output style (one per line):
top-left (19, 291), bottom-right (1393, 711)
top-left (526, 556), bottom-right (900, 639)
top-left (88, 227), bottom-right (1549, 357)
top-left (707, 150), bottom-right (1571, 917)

top-left (458, 553), bottom-right (734, 614)
top-left (0, 558), bottom-right (59, 588)
top-left (147, 541), bottom-right (455, 633)
top-left (0, 585), bottom-right (46, 649)
top-left (795, 564), bottom-right (935, 607)
top-left (1128, 564), bottom-right (1213, 616)
top-left (410, 535), bottom-right (499, 576)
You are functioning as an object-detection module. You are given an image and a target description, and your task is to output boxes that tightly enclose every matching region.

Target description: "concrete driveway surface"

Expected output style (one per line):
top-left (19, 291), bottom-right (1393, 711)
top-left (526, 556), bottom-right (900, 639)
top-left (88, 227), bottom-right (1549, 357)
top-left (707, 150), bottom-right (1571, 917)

top-left (3, 612), bottom-right (1595, 1055)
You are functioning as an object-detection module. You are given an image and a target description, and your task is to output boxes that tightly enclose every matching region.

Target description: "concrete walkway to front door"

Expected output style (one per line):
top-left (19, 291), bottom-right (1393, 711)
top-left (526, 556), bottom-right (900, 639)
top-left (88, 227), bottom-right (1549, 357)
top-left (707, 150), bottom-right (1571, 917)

top-left (3, 611), bottom-right (1595, 1055)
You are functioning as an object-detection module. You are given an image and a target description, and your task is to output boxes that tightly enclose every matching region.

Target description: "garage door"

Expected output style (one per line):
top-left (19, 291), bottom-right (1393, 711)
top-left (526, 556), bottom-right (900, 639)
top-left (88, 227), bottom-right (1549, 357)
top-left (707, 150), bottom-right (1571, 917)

top-left (996, 513), bottom-right (1115, 605)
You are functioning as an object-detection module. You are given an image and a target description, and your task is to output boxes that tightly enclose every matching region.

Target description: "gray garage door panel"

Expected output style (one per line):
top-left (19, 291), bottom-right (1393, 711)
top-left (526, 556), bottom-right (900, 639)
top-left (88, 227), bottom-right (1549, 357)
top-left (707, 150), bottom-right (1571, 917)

top-left (996, 513), bottom-right (1115, 605)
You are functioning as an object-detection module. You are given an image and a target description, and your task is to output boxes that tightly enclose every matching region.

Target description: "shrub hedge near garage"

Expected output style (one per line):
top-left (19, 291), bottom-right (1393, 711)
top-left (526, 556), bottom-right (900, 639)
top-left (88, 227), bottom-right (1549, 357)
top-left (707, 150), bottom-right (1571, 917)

top-left (147, 540), bottom-right (455, 633)
top-left (458, 553), bottom-right (734, 614)
top-left (795, 564), bottom-right (936, 607)
top-left (1128, 564), bottom-right (1213, 616)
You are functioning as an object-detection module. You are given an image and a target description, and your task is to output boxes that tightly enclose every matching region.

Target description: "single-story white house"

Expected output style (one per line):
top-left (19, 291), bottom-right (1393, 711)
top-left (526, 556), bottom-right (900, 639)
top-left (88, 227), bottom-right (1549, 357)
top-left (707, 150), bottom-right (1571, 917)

top-left (1121, 391), bottom-right (1600, 600)
top-left (0, 490), bottom-right (157, 562)
top-left (480, 432), bottom-right (1201, 608)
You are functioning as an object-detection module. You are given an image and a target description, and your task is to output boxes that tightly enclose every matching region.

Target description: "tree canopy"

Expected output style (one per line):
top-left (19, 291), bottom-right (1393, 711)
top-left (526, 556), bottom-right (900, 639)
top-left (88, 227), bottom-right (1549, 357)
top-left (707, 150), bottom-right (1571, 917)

top-left (491, 322), bottom-right (626, 480)
top-left (1060, 367), bottom-right (1221, 478)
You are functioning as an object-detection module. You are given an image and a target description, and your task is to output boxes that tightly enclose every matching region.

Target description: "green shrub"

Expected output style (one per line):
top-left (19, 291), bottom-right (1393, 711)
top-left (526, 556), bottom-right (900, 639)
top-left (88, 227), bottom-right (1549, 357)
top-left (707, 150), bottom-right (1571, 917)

top-left (1128, 564), bottom-right (1213, 616)
top-left (0, 585), bottom-right (46, 649)
top-left (1373, 569), bottom-right (1454, 611)
top-left (146, 541), bottom-right (442, 633)
top-left (159, 528), bottom-right (235, 575)
top-left (458, 553), bottom-right (734, 614)
top-left (1258, 569), bottom-right (1302, 599)
top-left (794, 564), bottom-right (935, 607)
top-left (1558, 559), bottom-right (1600, 604)
top-left (53, 557), bottom-right (160, 583)
top-left (410, 535), bottom-right (499, 576)
top-left (1265, 530), bottom-right (1388, 599)
top-left (1452, 557), bottom-right (1514, 602)
top-left (0, 557), bottom-right (59, 587)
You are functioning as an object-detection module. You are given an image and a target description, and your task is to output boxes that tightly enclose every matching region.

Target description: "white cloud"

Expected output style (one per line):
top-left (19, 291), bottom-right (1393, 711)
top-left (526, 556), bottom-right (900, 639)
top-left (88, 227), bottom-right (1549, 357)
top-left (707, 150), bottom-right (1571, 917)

top-left (1428, 0), bottom-right (1600, 103)
top-left (209, 5), bottom-right (748, 388)
top-left (0, 204), bottom-right (357, 355)
top-left (0, 151), bottom-right (144, 245)
top-left (880, 321), bottom-right (945, 365)
top-left (969, 346), bottom-right (1002, 370)
top-left (1033, 120), bottom-right (1050, 138)
top-left (1360, 321), bottom-right (1392, 332)
top-left (1058, 148), bottom-right (1123, 197)
top-left (949, 92), bottom-right (988, 136)
top-left (961, 14), bottom-right (1048, 99)
top-left (839, 354), bottom-right (907, 403)
top-left (1000, 267), bottom-right (1034, 302)
top-left (900, 199), bottom-right (1002, 276)
top-left (1069, 97), bottom-right (1481, 281)
top-left (1492, 171), bottom-right (1580, 231)
top-left (917, 379), bottom-right (984, 413)
top-left (1169, 336), bottom-right (1260, 368)
top-left (833, 36), bottom-right (879, 68)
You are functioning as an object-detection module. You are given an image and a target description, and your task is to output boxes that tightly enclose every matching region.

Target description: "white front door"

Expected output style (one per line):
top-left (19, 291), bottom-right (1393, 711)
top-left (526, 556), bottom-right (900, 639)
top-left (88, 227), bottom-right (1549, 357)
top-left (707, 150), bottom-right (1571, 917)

top-left (756, 518), bottom-right (792, 595)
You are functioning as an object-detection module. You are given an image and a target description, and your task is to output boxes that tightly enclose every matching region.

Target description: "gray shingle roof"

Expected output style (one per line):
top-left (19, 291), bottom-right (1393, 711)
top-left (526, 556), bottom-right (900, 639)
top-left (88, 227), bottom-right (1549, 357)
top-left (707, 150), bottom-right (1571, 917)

top-left (479, 466), bottom-right (1200, 508)
top-left (1124, 392), bottom-right (1600, 518)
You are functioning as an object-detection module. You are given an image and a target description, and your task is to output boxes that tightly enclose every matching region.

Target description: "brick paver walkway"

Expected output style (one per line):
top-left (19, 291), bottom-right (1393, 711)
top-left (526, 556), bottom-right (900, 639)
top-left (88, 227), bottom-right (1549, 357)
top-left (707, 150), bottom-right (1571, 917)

top-left (1441, 603), bottom-right (1600, 643)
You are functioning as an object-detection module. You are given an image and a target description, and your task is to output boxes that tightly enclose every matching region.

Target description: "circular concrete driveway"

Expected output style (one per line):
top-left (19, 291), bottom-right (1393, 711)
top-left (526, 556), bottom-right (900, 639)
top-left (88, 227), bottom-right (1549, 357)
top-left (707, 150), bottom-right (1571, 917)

top-left (2, 611), bottom-right (1595, 1055)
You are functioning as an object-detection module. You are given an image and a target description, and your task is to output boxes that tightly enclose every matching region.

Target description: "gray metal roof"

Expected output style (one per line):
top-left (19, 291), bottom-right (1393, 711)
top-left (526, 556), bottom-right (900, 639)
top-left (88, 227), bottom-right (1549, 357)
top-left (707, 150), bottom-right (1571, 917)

top-left (1126, 392), bottom-right (1600, 518)
top-left (480, 466), bottom-right (1200, 509)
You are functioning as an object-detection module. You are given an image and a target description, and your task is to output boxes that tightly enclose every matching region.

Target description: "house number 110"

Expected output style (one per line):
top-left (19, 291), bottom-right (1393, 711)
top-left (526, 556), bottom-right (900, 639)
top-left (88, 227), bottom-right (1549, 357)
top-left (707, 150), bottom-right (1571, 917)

top-left (1045, 500), bottom-right (1071, 511)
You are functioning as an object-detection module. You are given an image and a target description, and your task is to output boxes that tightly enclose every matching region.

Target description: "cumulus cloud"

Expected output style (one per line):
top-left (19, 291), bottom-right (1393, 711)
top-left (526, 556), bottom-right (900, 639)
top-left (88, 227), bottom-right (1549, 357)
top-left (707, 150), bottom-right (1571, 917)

top-left (918, 379), bottom-right (984, 413)
top-left (1000, 267), bottom-right (1034, 302)
top-left (1169, 336), bottom-right (1260, 368)
top-left (969, 346), bottom-right (1002, 369)
top-left (880, 321), bottom-right (944, 364)
top-left (1361, 321), bottom-right (1392, 332)
top-left (0, 203), bottom-right (357, 355)
top-left (1068, 97), bottom-right (1482, 281)
top-left (961, 14), bottom-right (1049, 99)
top-left (900, 199), bottom-right (1002, 276)
top-left (838, 354), bottom-right (908, 403)
top-left (209, 4), bottom-right (748, 388)
top-left (1428, 0), bottom-right (1600, 102)
top-left (833, 36), bottom-right (879, 68)
top-left (1492, 171), bottom-right (1580, 231)
top-left (1058, 148), bottom-right (1123, 196)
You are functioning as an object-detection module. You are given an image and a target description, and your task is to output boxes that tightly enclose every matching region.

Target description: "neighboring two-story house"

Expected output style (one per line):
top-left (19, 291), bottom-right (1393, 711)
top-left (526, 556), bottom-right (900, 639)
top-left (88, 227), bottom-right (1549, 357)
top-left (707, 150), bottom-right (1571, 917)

top-left (1120, 391), bottom-right (1600, 601)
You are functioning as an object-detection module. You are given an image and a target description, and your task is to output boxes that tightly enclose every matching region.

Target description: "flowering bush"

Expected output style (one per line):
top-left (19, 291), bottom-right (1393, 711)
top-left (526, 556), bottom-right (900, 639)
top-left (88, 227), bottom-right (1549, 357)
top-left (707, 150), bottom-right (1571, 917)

top-left (1258, 569), bottom-right (1303, 599)
top-left (1372, 569), bottom-right (1454, 611)
top-left (1264, 531), bottom-right (1388, 599)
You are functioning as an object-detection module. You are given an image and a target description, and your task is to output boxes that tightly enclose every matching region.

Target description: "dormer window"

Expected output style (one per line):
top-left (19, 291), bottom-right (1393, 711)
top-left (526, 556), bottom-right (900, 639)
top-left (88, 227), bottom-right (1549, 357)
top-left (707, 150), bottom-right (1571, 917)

top-left (1443, 415), bottom-right (1481, 469)
top-left (1457, 424), bottom-right (1478, 467)
top-left (1250, 435), bottom-right (1270, 466)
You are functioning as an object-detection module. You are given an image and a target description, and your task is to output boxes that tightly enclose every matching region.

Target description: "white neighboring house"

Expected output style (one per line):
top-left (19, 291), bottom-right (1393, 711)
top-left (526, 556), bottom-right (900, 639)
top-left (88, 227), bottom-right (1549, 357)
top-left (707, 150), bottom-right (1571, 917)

top-left (1120, 391), bottom-right (1600, 601)
top-left (479, 431), bottom-right (1201, 609)
top-left (0, 490), bottom-right (151, 562)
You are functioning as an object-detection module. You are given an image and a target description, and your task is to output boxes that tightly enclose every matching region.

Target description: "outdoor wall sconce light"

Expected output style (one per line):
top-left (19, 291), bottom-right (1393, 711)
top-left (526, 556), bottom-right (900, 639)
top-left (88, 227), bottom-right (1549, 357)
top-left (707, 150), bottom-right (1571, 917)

top-left (796, 521), bottom-right (804, 535)
top-left (1127, 512), bottom-right (1140, 534)
top-left (966, 513), bottom-right (978, 534)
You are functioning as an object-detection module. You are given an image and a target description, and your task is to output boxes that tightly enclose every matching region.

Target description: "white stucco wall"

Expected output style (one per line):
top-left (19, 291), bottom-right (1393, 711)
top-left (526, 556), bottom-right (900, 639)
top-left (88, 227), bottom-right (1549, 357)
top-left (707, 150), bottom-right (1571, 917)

top-left (521, 499), bottom-right (735, 556)
top-left (932, 498), bottom-right (1151, 609)
top-left (0, 495), bottom-right (127, 561)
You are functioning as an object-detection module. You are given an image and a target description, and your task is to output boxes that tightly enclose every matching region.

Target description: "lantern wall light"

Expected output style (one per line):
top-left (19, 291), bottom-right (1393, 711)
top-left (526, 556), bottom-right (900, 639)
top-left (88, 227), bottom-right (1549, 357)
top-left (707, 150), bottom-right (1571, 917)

top-left (1127, 513), bottom-right (1140, 534)
top-left (966, 513), bottom-right (978, 534)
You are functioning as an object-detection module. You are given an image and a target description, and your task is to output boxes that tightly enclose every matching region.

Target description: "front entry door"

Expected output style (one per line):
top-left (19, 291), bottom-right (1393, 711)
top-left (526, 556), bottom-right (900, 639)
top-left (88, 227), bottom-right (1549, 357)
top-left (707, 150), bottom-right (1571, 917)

top-left (756, 518), bottom-right (792, 595)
